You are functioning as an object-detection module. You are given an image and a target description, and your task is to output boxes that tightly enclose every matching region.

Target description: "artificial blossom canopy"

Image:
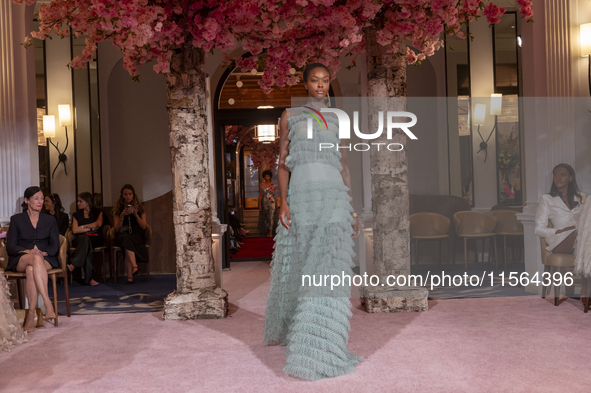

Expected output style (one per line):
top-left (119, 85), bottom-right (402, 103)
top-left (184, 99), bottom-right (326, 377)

top-left (16, 0), bottom-right (533, 92)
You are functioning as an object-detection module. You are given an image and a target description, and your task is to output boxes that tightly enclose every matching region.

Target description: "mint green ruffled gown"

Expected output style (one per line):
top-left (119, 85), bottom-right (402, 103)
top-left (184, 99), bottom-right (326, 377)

top-left (263, 108), bottom-right (362, 381)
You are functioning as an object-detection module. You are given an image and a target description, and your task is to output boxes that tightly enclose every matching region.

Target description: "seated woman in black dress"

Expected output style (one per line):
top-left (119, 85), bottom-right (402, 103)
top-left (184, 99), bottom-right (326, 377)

top-left (69, 192), bottom-right (103, 286)
top-left (6, 186), bottom-right (59, 332)
top-left (43, 193), bottom-right (69, 236)
top-left (112, 184), bottom-right (148, 284)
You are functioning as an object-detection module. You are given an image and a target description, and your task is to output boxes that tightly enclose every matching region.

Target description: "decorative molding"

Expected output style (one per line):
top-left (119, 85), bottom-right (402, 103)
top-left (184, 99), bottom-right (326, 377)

top-left (543, 1), bottom-right (575, 167)
top-left (0, 1), bottom-right (20, 223)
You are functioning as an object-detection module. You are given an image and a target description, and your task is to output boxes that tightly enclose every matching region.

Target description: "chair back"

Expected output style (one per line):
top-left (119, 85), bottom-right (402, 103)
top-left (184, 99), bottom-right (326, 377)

top-left (410, 213), bottom-right (450, 237)
top-left (145, 225), bottom-right (152, 247)
top-left (58, 235), bottom-right (68, 270)
top-left (454, 211), bottom-right (498, 236)
top-left (491, 210), bottom-right (524, 234)
top-left (0, 239), bottom-right (7, 270)
top-left (491, 204), bottom-right (523, 213)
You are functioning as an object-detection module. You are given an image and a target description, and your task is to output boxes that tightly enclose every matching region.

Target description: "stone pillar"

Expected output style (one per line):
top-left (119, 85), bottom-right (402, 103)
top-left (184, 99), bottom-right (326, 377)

top-left (162, 46), bottom-right (228, 320)
top-left (0, 2), bottom-right (37, 224)
top-left (360, 28), bottom-right (428, 312)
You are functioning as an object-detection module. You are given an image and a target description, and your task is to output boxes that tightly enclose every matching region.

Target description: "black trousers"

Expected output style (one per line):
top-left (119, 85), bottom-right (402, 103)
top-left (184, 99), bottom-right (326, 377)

top-left (71, 235), bottom-right (102, 284)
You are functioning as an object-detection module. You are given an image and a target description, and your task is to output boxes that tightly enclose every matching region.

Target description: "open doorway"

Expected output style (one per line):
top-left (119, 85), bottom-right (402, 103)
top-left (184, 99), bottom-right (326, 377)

top-left (212, 58), bottom-right (334, 269)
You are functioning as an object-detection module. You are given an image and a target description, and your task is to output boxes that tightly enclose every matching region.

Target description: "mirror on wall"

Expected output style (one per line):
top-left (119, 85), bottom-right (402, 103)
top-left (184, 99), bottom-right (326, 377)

top-left (493, 12), bottom-right (522, 206)
top-left (71, 36), bottom-right (102, 203)
top-left (445, 24), bottom-right (474, 206)
top-left (33, 20), bottom-right (50, 192)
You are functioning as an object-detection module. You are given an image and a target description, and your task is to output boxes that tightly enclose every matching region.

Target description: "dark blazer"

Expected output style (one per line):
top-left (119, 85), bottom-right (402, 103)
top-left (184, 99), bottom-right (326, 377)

top-left (6, 212), bottom-right (60, 271)
top-left (54, 212), bottom-right (70, 236)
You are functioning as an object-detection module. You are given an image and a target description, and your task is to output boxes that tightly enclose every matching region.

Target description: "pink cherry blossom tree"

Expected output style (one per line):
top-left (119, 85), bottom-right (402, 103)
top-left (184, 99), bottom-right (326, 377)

top-left (14, 0), bottom-right (532, 317)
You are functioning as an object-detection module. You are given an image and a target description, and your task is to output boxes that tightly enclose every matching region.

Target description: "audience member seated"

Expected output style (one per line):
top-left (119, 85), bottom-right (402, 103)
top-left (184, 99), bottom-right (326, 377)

top-left (43, 193), bottom-right (69, 236)
top-left (69, 192), bottom-right (103, 286)
top-left (6, 186), bottom-right (59, 332)
top-left (535, 163), bottom-right (585, 255)
top-left (229, 210), bottom-right (248, 241)
top-left (112, 184), bottom-right (148, 284)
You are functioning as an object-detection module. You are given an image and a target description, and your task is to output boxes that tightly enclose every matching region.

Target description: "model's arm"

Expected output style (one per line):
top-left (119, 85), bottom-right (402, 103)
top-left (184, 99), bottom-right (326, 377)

top-left (259, 185), bottom-right (263, 211)
top-left (339, 139), bottom-right (361, 239)
top-left (277, 110), bottom-right (291, 230)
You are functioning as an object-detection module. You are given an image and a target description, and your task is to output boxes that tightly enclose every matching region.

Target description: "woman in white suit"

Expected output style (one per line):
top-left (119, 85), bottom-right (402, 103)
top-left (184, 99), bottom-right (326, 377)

top-left (535, 164), bottom-right (585, 254)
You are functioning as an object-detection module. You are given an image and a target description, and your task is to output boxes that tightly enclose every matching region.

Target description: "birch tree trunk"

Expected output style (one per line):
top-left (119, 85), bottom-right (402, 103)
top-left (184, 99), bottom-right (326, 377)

top-left (162, 45), bottom-right (228, 320)
top-left (360, 27), bottom-right (428, 313)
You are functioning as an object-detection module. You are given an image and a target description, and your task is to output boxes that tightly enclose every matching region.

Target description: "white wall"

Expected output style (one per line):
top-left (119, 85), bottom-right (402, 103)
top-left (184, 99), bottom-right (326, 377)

top-left (406, 50), bottom-right (448, 196)
top-left (45, 35), bottom-right (76, 214)
top-left (106, 59), bottom-right (171, 204)
top-left (469, 17), bottom-right (498, 211)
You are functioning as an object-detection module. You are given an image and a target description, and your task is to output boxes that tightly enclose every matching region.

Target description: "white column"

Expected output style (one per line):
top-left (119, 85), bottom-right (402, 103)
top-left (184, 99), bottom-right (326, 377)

top-left (205, 75), bottom-right (227, 288)
top-left (518, 0), bottom-right (577, 294)
top-left (0, 2), bottom-right (37, 224)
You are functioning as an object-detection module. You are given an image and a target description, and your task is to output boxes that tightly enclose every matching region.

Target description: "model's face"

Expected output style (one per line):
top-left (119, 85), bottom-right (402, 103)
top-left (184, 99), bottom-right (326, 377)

top-left (44, 196), bottom-right (55, 211)
top-left (553, 167), bottom-right (572, 189)
top-left (76, 197), bottom-right (89, 210)
top-left (122, 189), bottom-right (134, 204)
top-left (305, 68), bottom-right (330, 98)
top-left (264, 175), bottom-right (271, 182)
top-left (26, 191), bottom-right (44, 212)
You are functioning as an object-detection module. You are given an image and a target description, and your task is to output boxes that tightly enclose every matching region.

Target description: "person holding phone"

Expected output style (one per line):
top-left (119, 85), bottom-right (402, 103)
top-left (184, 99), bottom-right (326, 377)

top-left (112, 184), bottom-right (148, 284)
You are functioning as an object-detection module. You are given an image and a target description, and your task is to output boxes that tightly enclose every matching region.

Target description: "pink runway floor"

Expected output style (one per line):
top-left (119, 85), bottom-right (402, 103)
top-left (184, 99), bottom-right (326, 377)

top-left (2, 261), bottom-right (591, 392)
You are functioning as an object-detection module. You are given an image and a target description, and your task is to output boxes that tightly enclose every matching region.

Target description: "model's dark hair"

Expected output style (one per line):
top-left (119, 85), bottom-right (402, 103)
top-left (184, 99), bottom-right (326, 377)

top-left (262, 170), bottom-right (273, 180)
top-left (78, 192), bottom-right (95, 209)
top-left (549, 163), bottom-right (581, 209)
top-left (113, 184), bottom-right (144, 216)
top-left (44, 193), bottom-right (65, 220)
top-left (21, 186), bottom-right (42, 212)
top-left (303, 63), bottom-right (332, 82)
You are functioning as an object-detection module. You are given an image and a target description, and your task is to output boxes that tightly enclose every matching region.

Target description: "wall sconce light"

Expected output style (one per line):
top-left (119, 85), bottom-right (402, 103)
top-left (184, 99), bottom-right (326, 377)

top-left (42, 115), bottom-right (55, 138)
top-left (473, 94), bottom-right (502, 164)
top-left (255, 124), bottom-right (277, 144)
top-left (44, 105), bottom-right (72, 179)
top-left (580, 23), bottom-right (591, 95)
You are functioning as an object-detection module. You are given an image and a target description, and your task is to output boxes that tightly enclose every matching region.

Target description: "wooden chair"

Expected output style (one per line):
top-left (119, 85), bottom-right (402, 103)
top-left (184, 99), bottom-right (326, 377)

top-left (454, 211), bottom-right (498, 271)
top-left (108, 225), bottom-right (152, 283)
top-left (491, 210), bottom-right (524, 269)
top-left (2, 234), bottom-right (71, 326)
top-left (410, 212), bottom-right (450, 268)
top-left (410, 194), bottom-right (471, 266)
top-left (65, 226), bottom-right (111, 284)
top-left (539, 221), bottom-right (590, 310)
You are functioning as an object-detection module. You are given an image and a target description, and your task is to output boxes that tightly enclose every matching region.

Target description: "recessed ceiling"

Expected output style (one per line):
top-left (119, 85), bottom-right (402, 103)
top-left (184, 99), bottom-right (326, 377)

top-left (218, 69), bottom-right (308, 109)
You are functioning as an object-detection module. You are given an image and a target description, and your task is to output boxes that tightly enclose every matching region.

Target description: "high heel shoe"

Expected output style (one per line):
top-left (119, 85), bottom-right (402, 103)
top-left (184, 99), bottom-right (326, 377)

top-left (132, 266), bottom-right (139, 276)
top-left (23, 313), bottom-right (35, 333)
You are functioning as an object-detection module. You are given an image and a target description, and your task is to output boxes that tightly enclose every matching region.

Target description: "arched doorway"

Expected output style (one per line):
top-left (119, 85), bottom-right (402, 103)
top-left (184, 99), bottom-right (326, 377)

top-left (212, 59), bottom-right (335, 268)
